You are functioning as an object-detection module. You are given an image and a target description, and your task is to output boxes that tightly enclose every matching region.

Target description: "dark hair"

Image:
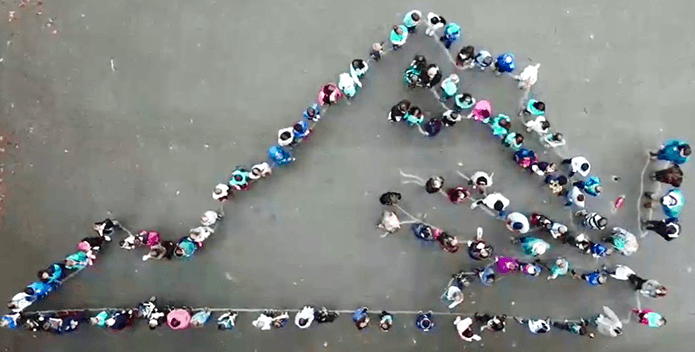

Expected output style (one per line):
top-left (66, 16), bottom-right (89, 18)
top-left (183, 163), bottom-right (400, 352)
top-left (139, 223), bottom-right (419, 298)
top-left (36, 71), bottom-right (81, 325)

top-left (411, 13), bottom-right (420, 21)
top-left (7, 302), bottom-right (16, 309)
top-left (119, 240), bottom-right (126, 247)
top-left (171, 318), bottom-right (180, 327)
top-left (499, 119), bottom-right (510, 128)
top-left (481, 110), bottom-right (490, 118)
top-left (580, 163), bottom-right (589, 171)
top-left (494, 201), bottom-right (504, 211)
top-left (293, 123), bottom-right (305, 132)
top-left (280, 131), bottom-right (292, 141)
top-left (541, 121), bottom-right (550, 130)
top-left (37, 270), bottom-right (47, 279)
top-left (392, 25), bottom-right (399, 31)
top-left (534, 101), bottom-right (545, 111)
top-left (24, 288), bottom-right (35, 296)
top-left (558, 176), bottom-right (568, 185)
top-left (681, 145), bottom-right (691, 156)
top-left (298, 318), bottom-right (308, 326)
top-left (666, 226), bottom-right (677, 235)
top-left (554, 133), bottom-right (564, 141)
top-left (512, 222), bottom-right (523, 230)
top-left (410, 107), bottom-right (422, 115)
top-left (515, 134), bottom-right (524, 143)
top-left (306, 108), bottom-right (316, 116)
top-left (577, 194), bottom-right (585, 202)
top-left (461, 45), bottom-right (475, 57)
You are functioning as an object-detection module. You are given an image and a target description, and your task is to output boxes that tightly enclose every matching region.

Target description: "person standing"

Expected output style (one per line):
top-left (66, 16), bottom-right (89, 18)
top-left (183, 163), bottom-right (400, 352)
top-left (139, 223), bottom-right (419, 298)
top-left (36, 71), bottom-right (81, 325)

top-left (217, 311), bottom-right (238, 330)
top-left (506, 212), bottom-right (530, 234)
top-left (294, 306), bottom-right (315, 329)
top-left (511, 236), bottom-right (550, 257)
top-left (455, 46), bottom-right (476, 69)
top-left (303, 103), bottom-right (321, 122)
top-left (390, 24), bottom-right (408, 50)
top-left (562, 156), bottom-right (591, 178)
top-left (425, 12), bottom-right (446, 37)
top-left (642, 218), bottom-right (680, 241)
top-left (643, 189), bottom-right (684, 218)
top-left (379, 311), bottom-right (393, 331)
top-left (415, 311), bottom-right (434, 332)
top-left (475, 313), bottom-right (506, 333)
top-left (474, 50), bottom-right (493, 71)
top-left (471, 192), bottom-right (510, 215)
top-left (493, 53), bottom-right (516, 75)
top-left (93, 219), bottom-right (119, 241)
top-left (514, 317), bottom-right (550, 334)
top-left (608, 265), bottom-right (667, 298)
top-left (403, 10), bottom-right (422, 33)
top-left (454, 316), bottom-right (482, 342)
top-left (468, 227), bottom-right (493, 260)
top-left (389, 100), bottom-right (411, 123)
top-left (649, 139), bottom-right (690, 164)
top-left (576, 210), bottom-right (608, 231)
top-left (514, 63), bottom-right (540, 90)
top-left (574, 176), bottom-right (602, 197)
top-left (552, 319), bottom-right (594, 337)
top-left (439, 22), bottom-right (461, 49)
top-left (632, 308), bottom-right (666, 328)
top-left (440, 74), bottom-right (460, 101)
top-left (650, 164), bottom-right (683, 187)
top-left (352, 307), bottom-right (370, 330)
top-left (541, 257), bottom-right (575, 280)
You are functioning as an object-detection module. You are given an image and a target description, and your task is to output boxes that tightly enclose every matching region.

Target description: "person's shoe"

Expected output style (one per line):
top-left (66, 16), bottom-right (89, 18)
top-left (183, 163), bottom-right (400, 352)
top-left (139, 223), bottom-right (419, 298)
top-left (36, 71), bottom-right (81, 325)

top-left (104, 235), bottom-right (112, 242)
top-left (142, 255), bottom-right (150, 261)
top-left (649, 151), bottom-right (658, 159)
top-left (514, 316), bottom-right (524, 324)
top-left (643, 192), bottom-right (654, 199)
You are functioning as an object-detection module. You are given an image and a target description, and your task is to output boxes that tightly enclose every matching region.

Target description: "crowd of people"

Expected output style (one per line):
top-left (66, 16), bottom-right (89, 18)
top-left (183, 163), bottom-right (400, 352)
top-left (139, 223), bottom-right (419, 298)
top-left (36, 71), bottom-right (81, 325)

top-left (3, 8), bottom-right (684, 342)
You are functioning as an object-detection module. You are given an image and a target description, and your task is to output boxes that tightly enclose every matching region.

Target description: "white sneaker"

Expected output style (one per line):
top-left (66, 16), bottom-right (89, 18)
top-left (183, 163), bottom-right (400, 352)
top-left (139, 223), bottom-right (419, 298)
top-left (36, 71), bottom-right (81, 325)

top-left (104, 235), bottom-right (112, 242)
top-left (142, 255), bottom-right (149, 261)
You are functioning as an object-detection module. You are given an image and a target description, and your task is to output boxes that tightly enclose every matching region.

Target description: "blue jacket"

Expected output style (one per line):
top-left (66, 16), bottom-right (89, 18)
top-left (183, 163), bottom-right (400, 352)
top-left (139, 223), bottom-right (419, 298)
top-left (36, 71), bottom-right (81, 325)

top-left (27, 281), bottom-right (53, 299)
top-left (268, 146), bottom-right (294, 166)
top-left (496, 53), bottom-right (516, 72)
top-left (658, 139), bottom-right (689, 164)
top-left (575, 176), bottom-right (601, 196)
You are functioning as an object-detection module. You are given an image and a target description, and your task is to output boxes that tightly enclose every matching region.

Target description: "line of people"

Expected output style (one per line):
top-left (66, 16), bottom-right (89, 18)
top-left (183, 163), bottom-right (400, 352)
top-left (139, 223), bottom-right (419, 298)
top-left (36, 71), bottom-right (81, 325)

top-left (5, 219), bottom-right (118, 317)
top-left (2, 302), bottom-right (663, 340)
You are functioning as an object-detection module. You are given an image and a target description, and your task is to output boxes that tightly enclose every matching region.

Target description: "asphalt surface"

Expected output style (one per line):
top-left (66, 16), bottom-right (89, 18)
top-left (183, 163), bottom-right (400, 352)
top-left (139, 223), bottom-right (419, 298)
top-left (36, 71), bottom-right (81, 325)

top-left (1, 0), bottom-right (694, 351)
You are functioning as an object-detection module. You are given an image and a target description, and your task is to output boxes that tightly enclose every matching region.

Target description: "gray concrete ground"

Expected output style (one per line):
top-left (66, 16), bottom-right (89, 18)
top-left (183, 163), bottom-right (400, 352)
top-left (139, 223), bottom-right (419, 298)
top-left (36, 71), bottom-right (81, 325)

top-left (1, 0), bottom-right (694, 351)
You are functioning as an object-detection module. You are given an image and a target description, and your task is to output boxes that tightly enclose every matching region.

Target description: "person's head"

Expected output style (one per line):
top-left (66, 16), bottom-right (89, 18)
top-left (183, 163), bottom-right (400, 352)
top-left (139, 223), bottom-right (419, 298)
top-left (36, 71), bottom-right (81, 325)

top-left (372, 42), bottom-right (383, 51)
top-left (170, 318), bottom-right (180, 328)
top-left (666, 225), bottom-right (677, 235)
top-left (680, 144), bottom-right (691, 157)
top-left (512, 222), bottom-right (523, 231)
top-left (577, 194), bottom-right (585, 202)
top-left (414, 55), bottom-right (426, 64)
top-left (399, 100), bottom-right (411, 112)
top-left (38, 270), bottom-right (49, 281)
top-left (294, 122), bottom-right (307, 134)
top-left (597, 274), bottom-right (607, 284)
top-left (556, 258), bottom-right (566, 267)
top-left (462, 93), bottom-right (472, 103)
top-left (93, 222), bottom-right (105, 232)
top-left (595, 186), bottom-right (603, 194)
top-left (546, 163), bottom-right (556, 173)
top-left (657, 317), bottom-right (667, 326)
top-left (149, 319), bottom-right (159, 330)
top-left (174, 248), bottom-right (185, 257)
top-left (420, 318), bottom-right (431, 329)
top-left (655, 286), bottom-right (668, 297)
top-left (613, 327), bottom-right (623, 335)
top-left (7, 302), bottom-right (17, 310)
top-left (553, 133), bottom-right (564, 142)
top-left (298, 318), bottom-right (308, 326)
top-left (515, 134), bottom-right (524, 144)
top-left (430, 176), bottom-right (444, 188)
top-left (499, 118), bottom-right (510, 129)
top-left (483, 56), bottom-right (493, 66)
top-left (577, 326), bottom-right (588, 335)
top-left (410, 106), bottom-right (422, 116)
top-left (411, 12), bottom-right (420, 21)
top-left (493, 201), bottom-right (504, 211)
top-left (306, 107), bottom-right (316, 117)
top-left (481, 109), bottom-right (491, 119)
top-left (64, 258), bottom-right (77, 267)
top-left (392, 25), bottom-right (401, 34)
top-left (427, 66), bottom-right (438, 77)
top-left (461, 45), bottom-right (475, 57)
top-left (540, 120), bottom-right (550, 130)
top-left (379, 321), bottom-right (391, 331)
top-left (597, 217), bottom-right (608, 228)
top-left (533, 101), bottom-right (545, 112)
top-left (449, 74), bottom-right (459, 83)
top-left (558, 175), bottom-right (568, 185)
top-left (476, 176), bottom-right (488, 186)
top-left (580, 163), bottom-right (590, 172)
top-left (279, 131), bottom-right (292, 143)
